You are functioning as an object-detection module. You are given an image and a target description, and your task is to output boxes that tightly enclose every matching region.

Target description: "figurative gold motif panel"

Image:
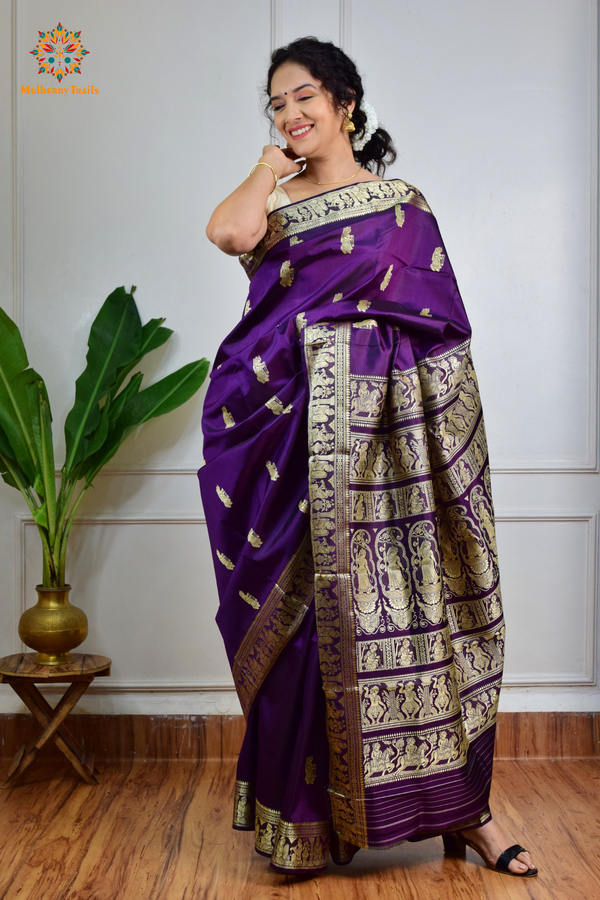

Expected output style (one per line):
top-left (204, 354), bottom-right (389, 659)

top-left (360, 664), bottom-right (461, 731)
top-left (255, 800), bottom-right (281, 853)
top-left (351, 523), bottom-right (447, 634)
top-left (432, 419), bottom-right (488, 503)
top-left (356, 628), bottom-right (452, 672)
top-left (350, 425), bottom-right (429, 484)
top-left (351, 480), bottom-right (436, 523)
top-left (349, 392), bottom-right (480, 487)
top-left (461, 681), bottom-right (501, 743)
top-left (363, 719), bottom-right (469, 785)
top-left (384, 340), bottom-right (474, 426)
top-left (256, 805), bottom-right (331, 871)
top-left (446, 589), bottom-right (503, 634)
top-left (233, 779), bottom-right (255, 828)
top-left (452, 624), bottom-right (505, 690)
top-left (436, 493), bottom-right (499, 598)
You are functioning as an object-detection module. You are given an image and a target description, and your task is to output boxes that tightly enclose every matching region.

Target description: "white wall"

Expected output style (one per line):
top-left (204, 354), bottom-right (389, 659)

top-left (0, 0), bottom-right (598, 714)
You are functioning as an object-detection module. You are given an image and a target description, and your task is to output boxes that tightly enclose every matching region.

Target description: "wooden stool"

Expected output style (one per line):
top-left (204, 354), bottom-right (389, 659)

top-left (0, 652), bottom-right (111, 789)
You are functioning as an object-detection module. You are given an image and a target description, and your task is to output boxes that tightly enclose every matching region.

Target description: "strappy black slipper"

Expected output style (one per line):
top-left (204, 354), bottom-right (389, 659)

top-left (442, 831), bottom-right (538, 877)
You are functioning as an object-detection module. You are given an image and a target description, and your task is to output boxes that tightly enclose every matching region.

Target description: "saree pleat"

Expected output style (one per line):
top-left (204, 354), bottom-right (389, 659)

top-left (199, 179), bottom-right (504, 870)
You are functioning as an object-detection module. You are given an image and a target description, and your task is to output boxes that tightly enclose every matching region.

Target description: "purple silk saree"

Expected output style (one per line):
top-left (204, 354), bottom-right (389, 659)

top-left (199, 180), bottom-right (504, 873)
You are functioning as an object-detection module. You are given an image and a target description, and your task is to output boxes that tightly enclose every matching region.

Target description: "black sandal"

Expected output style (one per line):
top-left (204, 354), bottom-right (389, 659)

top-left (442, 831), bottom-right (538, 877)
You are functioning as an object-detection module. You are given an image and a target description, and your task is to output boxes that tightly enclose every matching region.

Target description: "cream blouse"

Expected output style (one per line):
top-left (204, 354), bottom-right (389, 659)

top-left (265, 185), bottom-right (292, 214)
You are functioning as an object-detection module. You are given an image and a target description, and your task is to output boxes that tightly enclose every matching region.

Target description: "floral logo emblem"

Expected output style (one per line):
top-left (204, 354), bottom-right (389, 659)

top-left (30, 23), bottom-right (89, 83)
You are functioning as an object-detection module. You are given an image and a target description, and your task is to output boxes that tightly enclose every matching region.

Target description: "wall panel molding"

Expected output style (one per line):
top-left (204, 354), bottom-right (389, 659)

top-left (14, 511), bottom-right (598, 693)
top-left (11, 0), bottom-right (23, 330)
top-left (496, 512), bottom-right (597, 687)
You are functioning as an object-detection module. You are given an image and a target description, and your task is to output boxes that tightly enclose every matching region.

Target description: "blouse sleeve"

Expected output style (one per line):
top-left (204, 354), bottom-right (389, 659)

top-left (265, 185), bottom-right (292, 215)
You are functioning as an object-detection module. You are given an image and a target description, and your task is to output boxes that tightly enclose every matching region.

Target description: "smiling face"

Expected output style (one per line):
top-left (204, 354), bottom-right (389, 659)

top-left (269, 61), bottom-right (355, 157)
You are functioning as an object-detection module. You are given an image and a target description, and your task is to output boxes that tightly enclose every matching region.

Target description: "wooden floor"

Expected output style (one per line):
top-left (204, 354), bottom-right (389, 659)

top-left (0, 758), bottom-right (598, 900)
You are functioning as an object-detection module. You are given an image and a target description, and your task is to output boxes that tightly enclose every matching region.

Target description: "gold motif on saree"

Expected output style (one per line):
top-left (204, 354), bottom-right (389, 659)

top-left (222, 406), bottom-right (235, 428)
top-left (462, 683), bottom-right (500, 742)
top-left (290, 235), bottom-right (303, 245)
top-left (380, 265), bottom-right (394, 291)
top-left (255, 800), bottom-right (280, 853)
top-left (409, 521), bottom-right (444, 625)
top-left (341, 226), bottom-right (354, 254)
top-left (395, 205), bottom-right (405, 227)
top-left (253, 355), bottom-right (270, 383)
top-left (216, 485), bottom-right (232, 508)
top-left (280, 260), bottom-right (294, 287)
top-left (298, 499), bottom-right (310, 514)
top-left (243, 299), bottom-right (251, 316)
top-left (217, 550), bottom-right (235, 570)
top-left (376, 527), bottom-right (413, 631)
top-left (266, 395), bottom-right (293, 415)
top-left (305, 756), bottom-right (317, 784)
top-left (351, 530), bottom-right (381, 634)
top-left (357, 299), bottom-right (371, 312)
top-left (353, 319), bottom-right (378, 329)
top-left (446, 590), bottom-right (503, 635)
top-left (420, 308), bottom-right (432, 317)
top-left (350, 377), bottom-right (386, 421)
top-left (233, 780), bottom-right (254, 828)
top-left (333, 292), bottom-right (344, 302)
top-left (431, 247), bottom-right (445, 271)
top-left (296, 312), bottom-right (307, 334)
top-left (240, 591), bottom-right (260, 610)
top-left (266, 460), bottom-right (280, 480)
top-left (248, 529), bottom-right (263, 548)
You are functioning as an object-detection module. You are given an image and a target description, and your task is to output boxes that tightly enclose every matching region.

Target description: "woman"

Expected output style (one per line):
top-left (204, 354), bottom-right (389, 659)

top-left (200, 37), bottom-right (537, 878)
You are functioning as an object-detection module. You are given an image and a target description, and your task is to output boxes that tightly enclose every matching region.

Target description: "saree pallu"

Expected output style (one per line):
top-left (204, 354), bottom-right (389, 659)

top-left (199, 180), bottom-right (504, 873)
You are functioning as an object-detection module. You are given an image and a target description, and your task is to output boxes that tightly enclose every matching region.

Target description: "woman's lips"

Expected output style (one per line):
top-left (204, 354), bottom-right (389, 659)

top-left (288, 124), bottom-right (314, 141)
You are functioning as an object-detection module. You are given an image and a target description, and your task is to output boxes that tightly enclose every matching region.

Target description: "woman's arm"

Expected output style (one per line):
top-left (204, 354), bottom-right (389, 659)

top-left (206, 146), bottom-right (302, 256)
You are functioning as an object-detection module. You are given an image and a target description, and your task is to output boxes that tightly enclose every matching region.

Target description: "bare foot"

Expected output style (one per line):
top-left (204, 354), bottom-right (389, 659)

top-left (461, 819), bottom-right (537, 875)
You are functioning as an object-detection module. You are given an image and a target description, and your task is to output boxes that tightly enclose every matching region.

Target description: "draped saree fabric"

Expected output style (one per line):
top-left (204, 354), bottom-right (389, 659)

top-left (199, 180), bottom-right (504, 873)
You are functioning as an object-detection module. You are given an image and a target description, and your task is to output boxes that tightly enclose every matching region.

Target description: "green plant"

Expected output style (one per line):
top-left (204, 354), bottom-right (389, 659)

top-left (0, 286), bottom-right (209, 587)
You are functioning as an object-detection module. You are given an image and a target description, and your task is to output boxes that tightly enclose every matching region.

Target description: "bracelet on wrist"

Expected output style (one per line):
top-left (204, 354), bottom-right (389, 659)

top-left (248, 161), bottom-right (278, 193)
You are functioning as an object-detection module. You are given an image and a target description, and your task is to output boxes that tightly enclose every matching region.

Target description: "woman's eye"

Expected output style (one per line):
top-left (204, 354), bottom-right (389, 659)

top-left (273, 105), bottom-right (284, 111)
top-left (299, 95), bottom-right (312, 101)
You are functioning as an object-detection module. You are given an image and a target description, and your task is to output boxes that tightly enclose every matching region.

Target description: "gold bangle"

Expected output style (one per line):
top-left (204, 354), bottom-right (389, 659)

top-left (248, 161), bottom-right (278, 193)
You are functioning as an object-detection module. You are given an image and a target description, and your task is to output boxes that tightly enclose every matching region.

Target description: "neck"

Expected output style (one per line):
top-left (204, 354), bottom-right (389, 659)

top-left (302, 141), bottom-right (359, 184)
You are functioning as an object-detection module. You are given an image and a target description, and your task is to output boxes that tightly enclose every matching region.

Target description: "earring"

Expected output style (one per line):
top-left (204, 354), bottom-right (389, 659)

top-left (343, 111), bottom-right (355, 133)
top-left (286, 141), bottom-right (291, 148)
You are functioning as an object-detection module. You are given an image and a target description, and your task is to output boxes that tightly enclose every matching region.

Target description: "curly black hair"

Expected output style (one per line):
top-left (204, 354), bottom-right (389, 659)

top-left (265, 36), bottom-right (397, 177)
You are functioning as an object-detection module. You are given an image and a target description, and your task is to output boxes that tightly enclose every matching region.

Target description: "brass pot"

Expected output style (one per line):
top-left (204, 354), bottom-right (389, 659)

top-left (18, 585), bottom-right (88, 666)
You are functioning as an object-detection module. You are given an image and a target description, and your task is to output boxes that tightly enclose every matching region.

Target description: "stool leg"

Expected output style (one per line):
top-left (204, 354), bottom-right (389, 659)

top-left (3, 682), bottom-right (99, 787)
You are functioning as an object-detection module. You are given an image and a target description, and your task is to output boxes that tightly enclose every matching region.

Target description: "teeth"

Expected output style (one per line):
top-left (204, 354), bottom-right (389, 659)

top-left (290, 125), bottom-right (312, 136)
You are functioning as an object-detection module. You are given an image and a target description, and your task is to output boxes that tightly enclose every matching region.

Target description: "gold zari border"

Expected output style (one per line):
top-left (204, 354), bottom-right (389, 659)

top-left (240, 179), bottom-right (432, 279)
top-left (254, 799), bottom-right (330, 870)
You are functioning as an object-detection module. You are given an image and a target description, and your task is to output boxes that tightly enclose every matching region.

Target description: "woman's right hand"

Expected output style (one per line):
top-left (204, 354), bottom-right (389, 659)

top-left (259, 144), bottom-right (303, 181)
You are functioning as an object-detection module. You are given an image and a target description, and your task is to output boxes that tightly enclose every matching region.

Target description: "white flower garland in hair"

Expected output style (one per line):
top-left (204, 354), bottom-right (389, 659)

top-left (352, 99), bottom-right (378, 151)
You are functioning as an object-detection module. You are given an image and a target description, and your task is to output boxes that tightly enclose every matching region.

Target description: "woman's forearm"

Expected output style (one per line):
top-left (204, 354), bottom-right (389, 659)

top-left (206, 147), bottom-right (301, 256)
top-left (206, 164), bottom-right (275, 255)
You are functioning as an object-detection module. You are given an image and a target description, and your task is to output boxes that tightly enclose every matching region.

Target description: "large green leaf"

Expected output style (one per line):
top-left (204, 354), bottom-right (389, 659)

top-left (80, 360), bottom-right (208, 486)
top-left (0, 307), bottom-right (41, 484)
top-left (63, 287), bottom-right (142, 474)
top-left (119, 359), bottom-right (209, 429)
top-left (110, 318), bottom-right (172, 401)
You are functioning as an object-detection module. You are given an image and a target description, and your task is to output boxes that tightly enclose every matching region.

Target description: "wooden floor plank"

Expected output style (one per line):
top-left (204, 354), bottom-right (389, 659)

top-left (0, 759), bottom-right (598, 900)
